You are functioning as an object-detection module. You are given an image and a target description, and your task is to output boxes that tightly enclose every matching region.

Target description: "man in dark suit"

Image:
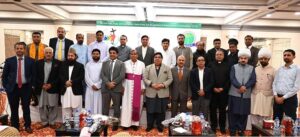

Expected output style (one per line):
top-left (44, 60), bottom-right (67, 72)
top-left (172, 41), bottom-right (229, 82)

top-left (208, 50), bottom-right (230, 134)
top-left (60, 48), bottom-right (85, 119)
top-left (170, 55), bottom-right (191, 117)
top-left (190, 56), bottom-right (213, 119)
top-left (136, 35), bottom-right (155, 67)
top-left (2, 42), bottom-right (35, 133)
top-left (227, 38), bottom-right (239, 69)
top-left (35, 47), bottom-right (60, 129)
top-left (49, 27), bottom-right (74, 61)
top-left (206, 38), bottom-right (227, 66)
top-left (245, 35), bottom-right (259, 67)
top-left (100, 46), bottom-right (125, 131)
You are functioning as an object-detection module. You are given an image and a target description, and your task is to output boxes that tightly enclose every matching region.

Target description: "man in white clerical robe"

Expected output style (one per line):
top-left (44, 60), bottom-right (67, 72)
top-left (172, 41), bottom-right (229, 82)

top-left (120, 50), bottom-right (145, 131)
top-left (85, 49), bottom-right (102, 114)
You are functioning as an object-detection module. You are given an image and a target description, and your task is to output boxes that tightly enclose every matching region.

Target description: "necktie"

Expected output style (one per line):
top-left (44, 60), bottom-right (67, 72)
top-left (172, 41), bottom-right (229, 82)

top-left (178, 68), bottom-right (183, 81)
top-left (109, 60), bottom-right (114, 81)
top-left (58, 40), bottom-right (62, 60)
top-left (17, 58), bottom-right (22, 88)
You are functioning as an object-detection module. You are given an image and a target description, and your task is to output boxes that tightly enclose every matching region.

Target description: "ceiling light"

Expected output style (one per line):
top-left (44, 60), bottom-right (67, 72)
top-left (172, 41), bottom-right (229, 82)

top-left (266, 14), bottom-right (272, 17)
top-left (295, 12), bottom-right (300, 15)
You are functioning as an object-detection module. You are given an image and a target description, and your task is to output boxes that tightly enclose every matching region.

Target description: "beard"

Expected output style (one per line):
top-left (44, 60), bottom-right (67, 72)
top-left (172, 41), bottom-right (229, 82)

top-left (67, 59), bottom-right (76, 66)
top-left (78, 40), bottom-right (83, 45)
top-left (178, 41), bottom-right (184, 45)
top-left (93, 57), bottom-right (100, 62)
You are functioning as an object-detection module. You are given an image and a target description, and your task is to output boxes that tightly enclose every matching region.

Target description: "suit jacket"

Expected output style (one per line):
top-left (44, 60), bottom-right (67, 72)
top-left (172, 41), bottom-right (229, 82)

top-left (59, 61), bottom-right (84, 95)
top-left (136, 46), bottom-right (155, 67)
top-left (49, 37), bottom-right (74, 60)
top-left (100, 59), bottom-right (125, 92)
top-left (189, 67), bottom-right (214, 100)
top-left (248, 46), bottom-right (259, 67)
top-left (2, 56), bottom-right (35, 93)
top-left (173, 46), bottom-right (193, 70)
top-left (36, 59), bottom-right (61, 95)
top-left (170, 67), bottom-right (191, 100)
top-left (143, 64), bottom-right (173, 98)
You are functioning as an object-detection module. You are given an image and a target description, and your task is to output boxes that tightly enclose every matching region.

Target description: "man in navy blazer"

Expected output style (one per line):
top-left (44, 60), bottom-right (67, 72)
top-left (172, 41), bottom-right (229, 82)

top-left (190, 56), bottom-right (214, 119)
top-left (2, 42), bottom-right (35, 133)
top-left (49, 27), bottom-right (74, 61)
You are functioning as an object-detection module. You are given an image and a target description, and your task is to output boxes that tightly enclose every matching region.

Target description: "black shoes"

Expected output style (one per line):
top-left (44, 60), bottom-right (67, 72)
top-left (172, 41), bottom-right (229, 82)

top-left (112, 126), bottom-right (119, 131)
top-left (157, 126), bottom-right (164, 132)
top-left (146, 127), bottom-right (153, 132)
top-left (25, 127), bottom-right (33, 133)
top-left (131, 126), bottom-right (139, 131)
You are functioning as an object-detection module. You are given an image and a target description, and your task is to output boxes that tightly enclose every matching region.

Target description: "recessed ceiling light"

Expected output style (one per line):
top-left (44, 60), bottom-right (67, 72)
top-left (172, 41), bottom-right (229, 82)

top-left (266, 14), bottom-right (272, 17)
top-left (295, 12), bottom-right (300, 15)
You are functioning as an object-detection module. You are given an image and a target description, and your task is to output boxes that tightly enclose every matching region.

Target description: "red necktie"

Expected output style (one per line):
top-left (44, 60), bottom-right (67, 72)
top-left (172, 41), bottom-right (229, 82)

top-left (178, 68), bottom-right (183, 81)
top-left (17, 58), bottom-right (22, 88)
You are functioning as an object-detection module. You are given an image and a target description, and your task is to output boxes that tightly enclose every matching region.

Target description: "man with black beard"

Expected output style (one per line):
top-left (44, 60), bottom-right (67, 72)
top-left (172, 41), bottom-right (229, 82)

top-left (173, 34), bottom-right (193, 70)
top-left (60, 48), bottom-right (85, 119)
top-left (70, 33), bottom-right (88, 65)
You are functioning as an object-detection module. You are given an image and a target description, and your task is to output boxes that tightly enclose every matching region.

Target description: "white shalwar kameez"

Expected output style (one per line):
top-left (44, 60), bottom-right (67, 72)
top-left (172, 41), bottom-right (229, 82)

top-left (85, 60), bottom-right (102, 114)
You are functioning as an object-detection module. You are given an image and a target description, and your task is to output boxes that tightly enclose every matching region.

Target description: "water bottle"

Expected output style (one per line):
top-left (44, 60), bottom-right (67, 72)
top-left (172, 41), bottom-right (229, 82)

top-left (293, 119), bottom-right (298, 136)
top-left (274, 117), bottom-right (281, 136)
top-left (86, 110), bottom-right (93, 127)
top-left (184, 113), bottom-right (190, 131)
top-left (297, 118), bottom-right (300, 136)
top-left (74, 109), bottom-right (80, 130)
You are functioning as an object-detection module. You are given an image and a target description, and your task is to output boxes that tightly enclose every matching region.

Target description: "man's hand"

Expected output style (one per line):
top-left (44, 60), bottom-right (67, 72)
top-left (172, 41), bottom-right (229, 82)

top-left (151, 83), bottom-right (161, 90)
top-left (213, 88), bottom-right (220, 93)
top-left (42, 84), bottom-right (48, 90)
top-left (65, 80), bottom-right (72, 87)
top-left (239, 86), bottom-right (246, 93)
top-left (92, 85), bottom-right (98, 91)
top-left (275, 96), bottom-right (284, 104)
top-left (141, 89), bottom-right (145, 95)
top-left (106, 82), bottom-right (116, 90)
top-left (198, 89), bottom-right (205, 96)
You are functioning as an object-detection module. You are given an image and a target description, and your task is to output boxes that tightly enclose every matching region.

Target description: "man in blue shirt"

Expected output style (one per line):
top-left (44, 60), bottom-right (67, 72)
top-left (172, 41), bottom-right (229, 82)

top-left (70, 33), bottom-right (88, 66)
top-left (273, 49), bottom-right (300, 121)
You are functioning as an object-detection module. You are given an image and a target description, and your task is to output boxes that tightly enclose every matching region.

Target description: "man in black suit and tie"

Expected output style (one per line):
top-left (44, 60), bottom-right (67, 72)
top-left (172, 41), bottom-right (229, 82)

top-left (100, 46), bottom-right (125, 131)
top-left (245, 35), bottom-right (259, 67)
top-left (2, 42), bottom-right (35, 133)
top-left (206, 38), bottom-right (228, 66)
top-left (190, 56), bottom-right (214, 119)
top-left (49, 27), bottom-right (74, 61)
top-left (136, 35), bottom-right (155, 67)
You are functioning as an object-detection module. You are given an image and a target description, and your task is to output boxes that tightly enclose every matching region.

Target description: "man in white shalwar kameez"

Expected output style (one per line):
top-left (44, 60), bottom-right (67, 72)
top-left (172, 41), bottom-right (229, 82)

top-left (120, 50), bottom-right (145, 131)
top-left (85, 49), bottom-right (102, 114)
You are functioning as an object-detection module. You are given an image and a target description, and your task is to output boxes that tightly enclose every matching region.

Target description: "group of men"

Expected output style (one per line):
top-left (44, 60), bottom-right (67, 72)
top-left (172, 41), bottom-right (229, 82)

top-left (2, 27), bottom-right (300, 136)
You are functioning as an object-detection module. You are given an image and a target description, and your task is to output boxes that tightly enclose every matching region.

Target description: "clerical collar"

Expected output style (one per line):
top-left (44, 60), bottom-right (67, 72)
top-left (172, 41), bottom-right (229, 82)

top-left (120, 45), bottom-right (126, 47)
top-left (217, 61), bottom-right (222, 64)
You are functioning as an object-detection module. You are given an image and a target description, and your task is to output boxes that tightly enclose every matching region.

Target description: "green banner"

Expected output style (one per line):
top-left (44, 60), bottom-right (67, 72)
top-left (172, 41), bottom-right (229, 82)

top-left (96, 20), bottom-right (201, 29)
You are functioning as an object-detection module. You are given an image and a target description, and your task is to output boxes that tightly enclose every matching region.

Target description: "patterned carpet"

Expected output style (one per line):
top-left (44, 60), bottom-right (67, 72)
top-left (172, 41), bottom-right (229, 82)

top-left (17, 120), bottom-right (252, 136)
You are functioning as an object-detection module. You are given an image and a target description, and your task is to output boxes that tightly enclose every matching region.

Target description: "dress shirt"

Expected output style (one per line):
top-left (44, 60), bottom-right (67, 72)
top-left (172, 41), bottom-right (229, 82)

top-left (70, 43), bottom-right (88, 65)
top-left (88, 41), bottom-right (109, 62)
top-left (16, 56), bottom-right (26, 84)
top-left (198, 68), bottom-right (204, 90)
top-left (142, 46), bottom-right (148, 59)
top-left (117, 45), bottom-right (131, 62)
top-left (55, 38), bottom-right (65, 61)
top-left (273, 64), bottom-right (300, 99)
top-left (162, 49), bottom-right (176, 68)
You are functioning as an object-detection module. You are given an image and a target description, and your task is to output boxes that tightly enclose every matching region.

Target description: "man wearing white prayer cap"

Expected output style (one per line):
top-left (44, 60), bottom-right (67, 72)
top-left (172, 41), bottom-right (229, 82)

top-left (228, 48), bottom-right (256, 136)
top-left (250, 48), bottom-right (275, 128)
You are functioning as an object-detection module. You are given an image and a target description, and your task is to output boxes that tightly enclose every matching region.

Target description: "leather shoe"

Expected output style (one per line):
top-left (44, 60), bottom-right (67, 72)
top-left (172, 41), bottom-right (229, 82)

top-left (146, 127), bottom-right (153, 132)
top-left (122, 127), bottom-right (129, 130)
top-left (37, 124), bottom-right (48, 130)
top-left (49, 124), bottom-right (56, 129)
top-left (131, 126), bottom-right (139, 131)
top-left (112, 126), bottom-right (118, 131)
top-left (25, 127), bottom-right (33, 133)
top-left (157, 127), bottom-right (164, 132)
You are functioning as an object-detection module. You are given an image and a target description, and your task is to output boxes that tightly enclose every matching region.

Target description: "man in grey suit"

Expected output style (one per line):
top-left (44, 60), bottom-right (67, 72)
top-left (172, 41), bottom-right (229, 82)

top-left (136, 35), bottom-right (155, 67)
top-left (143, 52), bottom-right (173, 132)
top-left (245, 35), bottom-right (259, 67)
top-left (173, 34), bottom-right (193, 70)
top-left (100, 46), bottom-right (125, 131)
top-left (170, 55), bottom-right (191, 117)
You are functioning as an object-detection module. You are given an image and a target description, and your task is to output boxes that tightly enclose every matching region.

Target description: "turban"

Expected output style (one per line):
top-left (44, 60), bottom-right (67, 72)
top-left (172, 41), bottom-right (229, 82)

top-left (258, 48), bottom-right (272, 58)
top-left (238, 48), bottom-right (251, 58)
